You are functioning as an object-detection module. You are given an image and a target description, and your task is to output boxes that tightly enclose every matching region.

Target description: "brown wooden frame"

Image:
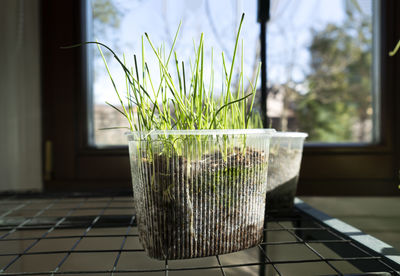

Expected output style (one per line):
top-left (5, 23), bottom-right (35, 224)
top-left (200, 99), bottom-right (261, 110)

top-left (41, 0), bottom-right (400, 195)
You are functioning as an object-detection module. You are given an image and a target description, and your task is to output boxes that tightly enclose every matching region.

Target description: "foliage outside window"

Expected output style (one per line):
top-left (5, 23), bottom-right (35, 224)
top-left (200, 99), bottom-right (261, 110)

top-left (295, 6), bottom-right (372, 142)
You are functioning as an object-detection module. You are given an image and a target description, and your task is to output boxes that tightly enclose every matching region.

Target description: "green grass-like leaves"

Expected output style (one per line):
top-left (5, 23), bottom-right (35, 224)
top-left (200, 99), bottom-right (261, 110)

top-left (64, 13), bottom-right (261, 132)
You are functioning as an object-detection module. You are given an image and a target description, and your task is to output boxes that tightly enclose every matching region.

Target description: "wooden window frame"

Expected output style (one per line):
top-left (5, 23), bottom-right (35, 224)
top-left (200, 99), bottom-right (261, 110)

top-left (41, 0), bottom-right (400, 195)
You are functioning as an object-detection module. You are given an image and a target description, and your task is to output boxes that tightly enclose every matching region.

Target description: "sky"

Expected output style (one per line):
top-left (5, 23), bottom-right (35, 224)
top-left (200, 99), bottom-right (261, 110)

top-left (91, 0), bottom-right (371, 104)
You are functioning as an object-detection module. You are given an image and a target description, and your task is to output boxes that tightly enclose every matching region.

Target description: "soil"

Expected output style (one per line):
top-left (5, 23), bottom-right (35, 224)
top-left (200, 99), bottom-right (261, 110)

top-left (131, 146), bottom-right (269, 259)
top-left (266, 146), bottom-right (302, 211)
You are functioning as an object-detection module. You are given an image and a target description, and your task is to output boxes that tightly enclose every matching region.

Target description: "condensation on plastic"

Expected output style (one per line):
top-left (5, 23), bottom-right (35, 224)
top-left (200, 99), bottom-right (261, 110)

top-left (126, 129), bottom-right (274, 259)
top-left (267, 132), bottom-right (308, 210)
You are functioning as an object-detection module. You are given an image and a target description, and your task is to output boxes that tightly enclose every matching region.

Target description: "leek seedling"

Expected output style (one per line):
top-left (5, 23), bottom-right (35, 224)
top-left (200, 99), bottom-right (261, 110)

top-left (63, 13), bottom-right (263, 157)
top-left (71, 13), bottom-right (261, 134)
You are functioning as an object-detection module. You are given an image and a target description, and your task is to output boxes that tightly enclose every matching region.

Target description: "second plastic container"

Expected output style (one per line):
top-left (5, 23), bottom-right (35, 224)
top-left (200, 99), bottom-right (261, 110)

top-left (267, 132), bottom-right (307, 210)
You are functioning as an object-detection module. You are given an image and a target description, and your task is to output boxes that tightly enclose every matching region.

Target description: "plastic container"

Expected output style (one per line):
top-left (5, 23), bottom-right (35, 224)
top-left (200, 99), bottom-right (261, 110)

top-left (126, 129), bottom-right (274, 259)
top-left (267, 132), bottom-right (307, 210)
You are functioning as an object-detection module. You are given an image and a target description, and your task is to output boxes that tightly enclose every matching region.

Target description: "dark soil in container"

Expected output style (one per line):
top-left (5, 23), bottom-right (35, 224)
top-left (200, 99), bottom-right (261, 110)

top-left (132, 147), bottom-right (269, 259)
top-left (267, 146), bottom-right (302, 211)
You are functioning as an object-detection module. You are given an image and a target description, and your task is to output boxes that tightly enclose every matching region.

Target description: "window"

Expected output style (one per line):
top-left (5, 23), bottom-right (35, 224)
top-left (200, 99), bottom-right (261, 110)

top-left (41, 0), bottom-right (400, 195)
top-left (89, 0), bottom-right (378, 145)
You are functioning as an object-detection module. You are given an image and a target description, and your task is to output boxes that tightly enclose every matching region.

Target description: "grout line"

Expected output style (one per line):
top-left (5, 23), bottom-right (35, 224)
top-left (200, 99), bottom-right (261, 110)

top-left (216, 255), bottom-right (227, 276)
top-left (0, 199), bottom-right (60, 241)
top-left (257, 244), bottom-right (282, 275)
top-left (0, 200), bottom-right (33, 219)
top-left (111, 215), bottom-right (136, 275)
top-left (0, 198), bottom-right (88, 272)
top-left (276, 220), bottom-right (343, 275)
top-left (50, 197), bottom-right (115, 275)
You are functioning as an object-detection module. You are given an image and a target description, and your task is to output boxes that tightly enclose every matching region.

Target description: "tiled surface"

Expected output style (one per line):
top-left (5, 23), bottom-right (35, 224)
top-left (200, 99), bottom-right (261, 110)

top-left (0, 195), bottom-right (398, 275)
top-left (301, 197), bottom-right (400, 250)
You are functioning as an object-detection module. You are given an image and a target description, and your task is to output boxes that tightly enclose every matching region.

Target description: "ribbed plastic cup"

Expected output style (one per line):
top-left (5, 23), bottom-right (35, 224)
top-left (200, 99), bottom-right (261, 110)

top-left (267, 132), bottom-right (307, 210)
top-left (126, 129), bottom-right (275, 259)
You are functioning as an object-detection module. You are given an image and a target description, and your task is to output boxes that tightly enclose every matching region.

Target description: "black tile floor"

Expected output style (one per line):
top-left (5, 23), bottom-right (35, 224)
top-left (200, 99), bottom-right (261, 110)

top-left (0, 194), bottom-right (398, 275)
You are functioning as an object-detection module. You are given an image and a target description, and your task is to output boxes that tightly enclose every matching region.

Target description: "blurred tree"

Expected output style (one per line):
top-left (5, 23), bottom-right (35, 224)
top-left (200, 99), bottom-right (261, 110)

top-left (91, 0), bottom-right (126, 84)
top-left (91, 0), bottom-right (125, 60)
top-left (92, 0), bottom-right (122, 37)
top-left (296, 4), bottom-right (372, 142)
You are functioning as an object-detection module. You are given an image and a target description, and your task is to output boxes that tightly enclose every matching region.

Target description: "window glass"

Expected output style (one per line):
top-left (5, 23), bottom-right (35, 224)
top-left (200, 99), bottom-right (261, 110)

top-left (267, 0), bottom-right (376, 143)
top-left (89, 0), bottom-right (376, 145)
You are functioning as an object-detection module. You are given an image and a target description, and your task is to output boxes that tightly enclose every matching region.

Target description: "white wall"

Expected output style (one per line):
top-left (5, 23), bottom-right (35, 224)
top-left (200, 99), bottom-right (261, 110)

top-left (0, 0), bottom-right (42, 191)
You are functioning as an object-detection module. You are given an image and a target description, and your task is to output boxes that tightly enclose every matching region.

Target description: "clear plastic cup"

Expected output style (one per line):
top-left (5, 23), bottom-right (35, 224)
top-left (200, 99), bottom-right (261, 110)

top-left (126, 129), bottom-right (275, 259)
top-left (267, 132), bottom-right (308, 210)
